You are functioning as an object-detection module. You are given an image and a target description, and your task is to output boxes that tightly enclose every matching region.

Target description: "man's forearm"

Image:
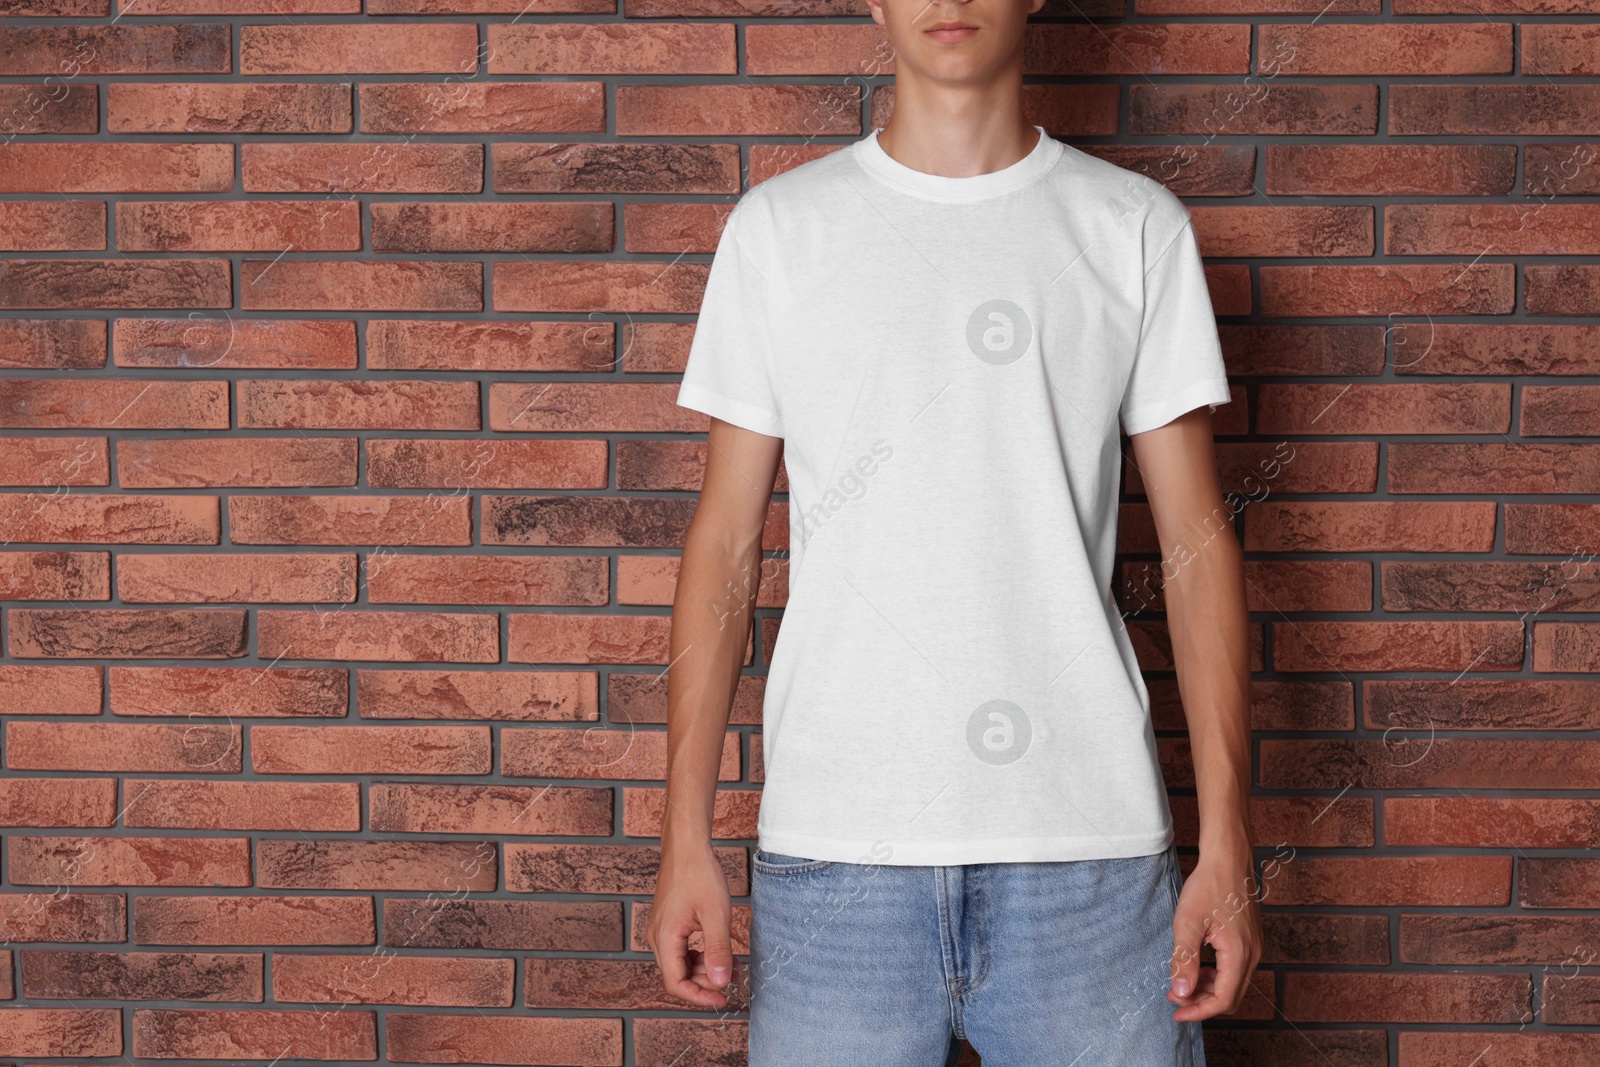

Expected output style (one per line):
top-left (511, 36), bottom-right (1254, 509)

top-left (1164, 531), bottom-right (1253, 857)
top-left (661, 523), bottom-right (764, 853)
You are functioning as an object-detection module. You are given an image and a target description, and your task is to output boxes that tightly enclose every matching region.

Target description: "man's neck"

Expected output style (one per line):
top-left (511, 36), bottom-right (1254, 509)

top-left (874, 92), bottom-right (1037, 180)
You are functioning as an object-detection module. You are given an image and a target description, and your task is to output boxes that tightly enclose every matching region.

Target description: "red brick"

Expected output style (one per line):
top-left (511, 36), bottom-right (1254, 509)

top-left (1256, 383), bottom-right (1509, 434)
top-left (0, 24), bottom-right (229, 74)
top-left (504, 843), bottom-right (744, 894)
top-left (108, 81), bottom-right (352, 133)
top-left (616, 83), bottom-right (859, 136)
top-left (488, 23), bottom-right (735, 74)
top-left (365, 319), bottom-right (604, 371)
top-left (117, 552), bottom-right (356, 603)
top-left (258, 839), bottom-right (496, 891)
top-left (1389, 203), bottom-right (1600, 256)
top-left (356, 669), bottom-right (598, 721)
top-left (525, 957), bottom-right (740, 1011)
top-left (19, 950), bottom-right (262, 1001)
top-left (1244, 502), bottom-right (1496, 552)
top-left (1282, 972), bottom-right (1527, 1023)
top-left (1534, 621), bottom-right (1600, 671)
top-left (274, 953), bottom-right (513, 1006)
top-left (8, 607), bottom-right (248, 659)
top-left (1260, 264), bottom-right (1514, 316)
top-left (370, 783), bottom-right (612, 836)
top-left (360, 81), bottom-right (604, 134)
top-left (493, 261), bottom-right (706, 314)
top-left (243, 142), bottom-right (483, 193)
top-left (1399, 1033), bottom-right (1600, 1066)
top-left (1265, 855), bottom-right (1511, 906)
top-left (0, 318), bottom-right (106, 368)
top-left (366, 438), bottom-right (608, 489)
top-left (241, 23), bottom-right (477, 74)
top-left (0, 891), bottom-right (124, 944)
top-left (252, 725), bottom-right (491, 775)
top-left (1391, 443), bottom-right (1600, 494)
top-left (508, 613), bottom-right (672, 665)
top-left (0, 200), bottom-right (104, 251)
top-left (1382, 560), bottom-right (1600, 613)
top-left (229, 494), bottom-right (471, 546)
top-left (7, 835), bottom-right (251, 887)
top-left (0, 550), bottom-right (109, 599)
top-left (241, 259), bottom-right (483, 311)
top-left (0, 436), bottom-right (108, 485)
top-left (123, 779), bottom-right (360, 831)
top-left (1366, 678), bottom-right (1600, 731)
top-left (1261, 22), bottom-right (1511, 74)
top-left (0, 259), bottom-right (231, 309)
top-left (1392, 84), bottom-right (1600, 135)
top-left (366, 554), bottom-right (607, 606)
top-left (0, 776), bottom-right (117, 827)
top-left (489, 382), bottom-right (701, 431)
top-left (382, 897), bottom-right (619, 952)
top-left (483, 496), bottom-right (698, 548)
top-left (258, 609), bottom-right (499, 663)
top-left (1387, 796), bottom-right (1600, 849)
top-left (1266, 144), bottom-right (1516, 196)
top-left (492, 141), bottom-right (739, 194)
top-left (1273, 621), bottom-right (1523, 672)
top-left (502, 727), bottom-right (738, 781)
top-left (117, 200), bottom-right (360, 252)
top-left (0, 492), bottom-right (209, 547)
top-left (1131, 83), bottom-right (1377, 136)
top-left (6, 721), bottom-right (241, 773)
top-left (132, 1007), bottom-right (376, 1060)
top-left (110, 665), bottom-right (347, 718)
top-left (114, 318), bottom-right (357, 369)
top-left (0, 1007), bottom-right (121, 1057)
top-left (1519, 857), bottom-right (1600, 909)
top-left (118, 437), bottom-right (356, 489)
top-left (1402, 914), bottom-right (1600, 965)
top-left (635, 1019), bottom-right (749, 1067)
top-left (1264, 739), bottom-right (1589, 789)
top-left (1507, 503), bottom-right (1600, 553)
top-left (1522, 384), bottom-right (1600, 435)
top-left (622, 787), bottom-right (760, 839)
top-left (237, 379), bottom-right (479, 429)
top-left (0, 81), bottom-right (99, 136)
top-left (386, 1012), bottom-right (620, 1066)
top-left (0, 143), bottom-right (233, 193)
top-left (371, 201), bottom-right (612, 253)
top-left (0, 664), bottom-right (103, 714)
top-left (0, 377), bottom-right (226, 429)
top-left (135, 895), bottom-right (373, 945)
top-left (118, 0), bottom-right (359, 9)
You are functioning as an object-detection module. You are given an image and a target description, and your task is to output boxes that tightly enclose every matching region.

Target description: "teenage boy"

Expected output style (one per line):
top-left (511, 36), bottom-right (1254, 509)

top-left (647, 0), bottom-right (1262, 1063)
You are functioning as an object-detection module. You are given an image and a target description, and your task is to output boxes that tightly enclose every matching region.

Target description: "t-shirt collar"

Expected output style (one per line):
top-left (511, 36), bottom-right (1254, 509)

top-left (854, 123), bottom-right (1063, 202)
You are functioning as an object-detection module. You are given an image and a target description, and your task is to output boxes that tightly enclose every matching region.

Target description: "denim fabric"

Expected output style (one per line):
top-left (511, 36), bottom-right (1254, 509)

top-left (747, 843), bottom-right (1206, 1066)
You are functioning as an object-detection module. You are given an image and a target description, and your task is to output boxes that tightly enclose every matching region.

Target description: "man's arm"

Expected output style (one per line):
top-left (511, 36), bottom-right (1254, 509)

top-left (1127, 406), bottom-right (1262, 1022)
top-left (646, 417), bottom-right (783, 1008)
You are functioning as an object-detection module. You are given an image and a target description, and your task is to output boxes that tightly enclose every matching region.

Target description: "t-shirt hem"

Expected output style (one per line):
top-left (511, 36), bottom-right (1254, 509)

top-left (1121, 377), bottom-right (1232, 437)
top-left (676, 381), bottom-right (783, 439)
top-left (758, 823), bottom-right (1175, 866)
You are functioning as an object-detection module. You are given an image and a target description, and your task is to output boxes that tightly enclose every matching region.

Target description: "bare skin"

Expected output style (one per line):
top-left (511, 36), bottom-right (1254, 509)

top-left (649, 0), bottom-right (1262, 1025)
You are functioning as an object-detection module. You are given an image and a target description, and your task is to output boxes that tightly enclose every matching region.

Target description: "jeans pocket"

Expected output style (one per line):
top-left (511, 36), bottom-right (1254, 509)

top-left (752, 849), bottom-right (836, 876)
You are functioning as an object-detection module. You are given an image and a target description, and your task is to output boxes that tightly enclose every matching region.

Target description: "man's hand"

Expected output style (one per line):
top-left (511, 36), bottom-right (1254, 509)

top-left (646, 842), bottom-right (737, 1008)
top-left (1168, 844), bottom-right (1263, 1021)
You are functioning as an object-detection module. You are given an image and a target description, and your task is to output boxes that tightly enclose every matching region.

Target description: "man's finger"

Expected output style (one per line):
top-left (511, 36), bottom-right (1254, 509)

top-left (1208, 929), bottom-right (1252, 1014)
top-left (696, 911), bottom-right (736, 991)
top-left (655, 923), bottom-right (727, 1007)
top-left (1169, 904), bottom-right (1205, 1005)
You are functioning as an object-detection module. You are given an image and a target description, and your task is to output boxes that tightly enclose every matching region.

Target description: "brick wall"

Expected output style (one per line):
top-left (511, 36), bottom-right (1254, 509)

top-left (1, 1), bottom-right (1597, 1065)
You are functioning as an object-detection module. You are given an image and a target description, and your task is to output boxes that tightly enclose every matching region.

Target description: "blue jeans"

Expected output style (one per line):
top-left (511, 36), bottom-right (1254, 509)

top-left (747, 842), bottom-right (1206, 1066)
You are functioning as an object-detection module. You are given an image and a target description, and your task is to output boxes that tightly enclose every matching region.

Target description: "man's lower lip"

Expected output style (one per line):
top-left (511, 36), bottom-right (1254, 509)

top-left (927, 27), bottom-right (978, 41)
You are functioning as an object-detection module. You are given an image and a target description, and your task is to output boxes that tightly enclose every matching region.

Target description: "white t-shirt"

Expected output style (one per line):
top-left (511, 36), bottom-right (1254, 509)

top-left (676, 124), bottom-right (1232, 866)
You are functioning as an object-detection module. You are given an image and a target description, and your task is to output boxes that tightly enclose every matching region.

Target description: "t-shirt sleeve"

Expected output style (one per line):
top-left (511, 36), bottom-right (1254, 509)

top-left (1119, 208), bottom-right (1232, 437)
top-left (675, 202), bottom-right (784, 439)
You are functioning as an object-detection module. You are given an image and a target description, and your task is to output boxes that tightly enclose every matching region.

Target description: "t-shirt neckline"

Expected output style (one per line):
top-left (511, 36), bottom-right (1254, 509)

top-left (854, 123), bottom-right (1063, 202)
